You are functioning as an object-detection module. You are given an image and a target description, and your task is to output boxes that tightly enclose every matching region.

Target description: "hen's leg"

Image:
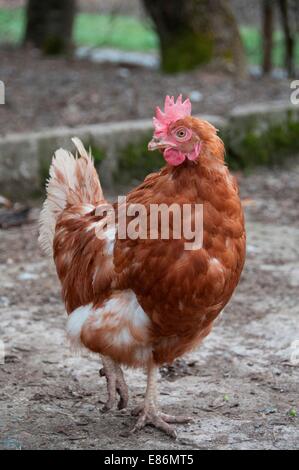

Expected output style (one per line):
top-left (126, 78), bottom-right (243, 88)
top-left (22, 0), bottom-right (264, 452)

top-left (100, 356), bottom-right (129, 412)
top-left (131, 361), bottom-right (193, 439)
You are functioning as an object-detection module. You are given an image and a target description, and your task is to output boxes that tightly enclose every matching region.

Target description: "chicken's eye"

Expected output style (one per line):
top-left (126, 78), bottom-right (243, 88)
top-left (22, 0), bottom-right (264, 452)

top-left (175, 128), bottom-right (187, 140)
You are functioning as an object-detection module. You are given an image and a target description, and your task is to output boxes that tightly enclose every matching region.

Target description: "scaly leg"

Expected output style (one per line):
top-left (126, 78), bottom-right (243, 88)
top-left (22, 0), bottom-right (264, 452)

top-left (131, 361), bottom-right (193, 439)
top-left (100, 356), bottom-right (129, 412)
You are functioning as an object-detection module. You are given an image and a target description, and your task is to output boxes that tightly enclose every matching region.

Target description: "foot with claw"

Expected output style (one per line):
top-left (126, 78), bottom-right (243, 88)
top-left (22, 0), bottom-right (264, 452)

top-left (130, 361), bottom-right (194, 438)
top-left (99, 356), bottom-right (193, 437)
top-left (131, 404), bottom-right (193, 439)
top-left (100, 356), bottom-right (128, 412)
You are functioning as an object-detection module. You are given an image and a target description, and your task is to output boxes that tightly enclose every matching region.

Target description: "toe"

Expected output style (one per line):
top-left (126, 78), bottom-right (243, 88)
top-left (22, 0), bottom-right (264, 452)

top-left (159, 413), bottom-right (195, 424)
top-left (131, 403), bottom-right (144, 416)
top-left (130, 408), bottom-right (178, 439)
top-left (151, 415), bottom-right (177, 439)
top-left (131, 413), bottom-right (147, 433)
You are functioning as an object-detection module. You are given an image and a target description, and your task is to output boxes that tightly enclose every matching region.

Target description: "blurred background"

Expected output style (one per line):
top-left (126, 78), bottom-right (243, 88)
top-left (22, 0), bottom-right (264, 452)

top-left (0, 0), bottom-right (298, 134)
top-left (0, 0), bottom-right (298, 451)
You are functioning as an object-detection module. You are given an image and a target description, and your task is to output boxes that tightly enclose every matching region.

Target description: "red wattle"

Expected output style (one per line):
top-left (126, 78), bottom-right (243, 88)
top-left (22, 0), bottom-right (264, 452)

top-left (164, 148), bottom-right (186, 166)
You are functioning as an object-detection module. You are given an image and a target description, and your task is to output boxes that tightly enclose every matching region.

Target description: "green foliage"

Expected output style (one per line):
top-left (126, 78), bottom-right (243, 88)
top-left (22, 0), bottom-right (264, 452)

top-left (289, 408), bottom-right (297, 418)
top-left (161, 31), bottom-right (214, 73)
top-left (115, 135), bottom-right (164, 184)
top-left (89, 144), bottom-right (106, 165)
top-left (75, 13), bottom-right (157, 51)
top-left (242, 26), bottom-right (299, 68)
top-left (223, 118), bottom-right (299, 171)
top-left (241, 27), bottom-right (263, 66)
top-left (1, 7), bottom-right (299, 67)
top-left (0, 7), bottom-right (25, 44)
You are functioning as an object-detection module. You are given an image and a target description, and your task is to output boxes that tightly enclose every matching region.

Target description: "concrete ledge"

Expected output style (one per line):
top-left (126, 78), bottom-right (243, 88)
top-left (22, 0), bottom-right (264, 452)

top-left (224, 101), bottom-right (299, 170)
top-left (0, 103), bottom-right (298, 199)
top-left (0, 115), bottom-right (224, 199)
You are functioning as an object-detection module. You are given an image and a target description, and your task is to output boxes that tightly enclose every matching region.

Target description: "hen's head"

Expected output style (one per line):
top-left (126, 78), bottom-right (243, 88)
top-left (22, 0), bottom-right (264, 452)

top-left (148, 95), bottom-right (223, 166)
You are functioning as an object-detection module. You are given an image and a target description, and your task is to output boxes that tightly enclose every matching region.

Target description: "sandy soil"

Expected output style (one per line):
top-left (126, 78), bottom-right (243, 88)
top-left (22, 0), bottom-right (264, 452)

top-left (0, 163), bottom-right (298, 450)
top-left (0, 47), bottom-right (291, 137)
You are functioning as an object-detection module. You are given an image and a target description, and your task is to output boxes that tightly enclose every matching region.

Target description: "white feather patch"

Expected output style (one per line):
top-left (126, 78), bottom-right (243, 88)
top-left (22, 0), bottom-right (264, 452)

top-left (66, 304), bottom-right (93, 348)
top-left (66, 290), bottom-right (152, 363)
top-left (39, 138), bottom-right (103, 257)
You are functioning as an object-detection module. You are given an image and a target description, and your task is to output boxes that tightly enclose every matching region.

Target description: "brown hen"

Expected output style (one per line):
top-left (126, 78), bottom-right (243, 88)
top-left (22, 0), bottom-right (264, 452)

top-left (39, 96), bottom-right (246, 438)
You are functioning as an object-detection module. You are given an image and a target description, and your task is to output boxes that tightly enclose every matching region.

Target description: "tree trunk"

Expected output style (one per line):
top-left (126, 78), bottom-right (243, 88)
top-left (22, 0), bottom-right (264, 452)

top-left (24, 0), bottom-right (76, 55)
top-left (262, 0), bottom-right (274, 75)
top-left (142, 0), bottom-right (246, 75)
top-left (277, 0), bottom-right (295, 77)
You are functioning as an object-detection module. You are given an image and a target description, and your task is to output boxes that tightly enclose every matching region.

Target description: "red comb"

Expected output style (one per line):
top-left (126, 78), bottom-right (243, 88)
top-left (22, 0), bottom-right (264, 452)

top-left (153, 95), bottom-right (192, 136)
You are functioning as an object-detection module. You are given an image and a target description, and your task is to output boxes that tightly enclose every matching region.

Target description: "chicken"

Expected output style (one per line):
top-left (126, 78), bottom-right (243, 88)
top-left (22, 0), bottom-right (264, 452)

top-left (39, 95), bottom-right (246, 438)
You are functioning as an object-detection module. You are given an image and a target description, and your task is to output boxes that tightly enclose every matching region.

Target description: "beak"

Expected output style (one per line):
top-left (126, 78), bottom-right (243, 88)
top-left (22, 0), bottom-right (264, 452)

top-left (148, 137), bottom-right (172, 151)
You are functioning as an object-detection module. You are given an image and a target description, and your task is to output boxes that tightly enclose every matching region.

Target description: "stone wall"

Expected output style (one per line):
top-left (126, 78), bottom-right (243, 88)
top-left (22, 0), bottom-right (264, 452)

top-left (0, 102), bottom-right (298, 200)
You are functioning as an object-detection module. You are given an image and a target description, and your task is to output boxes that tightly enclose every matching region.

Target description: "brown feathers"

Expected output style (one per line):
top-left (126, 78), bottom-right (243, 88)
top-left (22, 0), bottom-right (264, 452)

top-left (114, 150), bottom-right (246, 363)
top-left (40, 124), bottom-right (246, 367)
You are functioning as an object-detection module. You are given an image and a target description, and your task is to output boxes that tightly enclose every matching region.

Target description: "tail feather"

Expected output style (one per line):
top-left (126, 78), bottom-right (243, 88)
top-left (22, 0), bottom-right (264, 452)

top-left (39, 138), bottom-right (103, 256)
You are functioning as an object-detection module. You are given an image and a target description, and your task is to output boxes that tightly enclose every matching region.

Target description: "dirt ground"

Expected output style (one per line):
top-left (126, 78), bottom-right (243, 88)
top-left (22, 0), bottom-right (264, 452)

top-left (0, 161), bottom-right (298, 450)
top-left (0, 47), bottom-right (291, 136)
